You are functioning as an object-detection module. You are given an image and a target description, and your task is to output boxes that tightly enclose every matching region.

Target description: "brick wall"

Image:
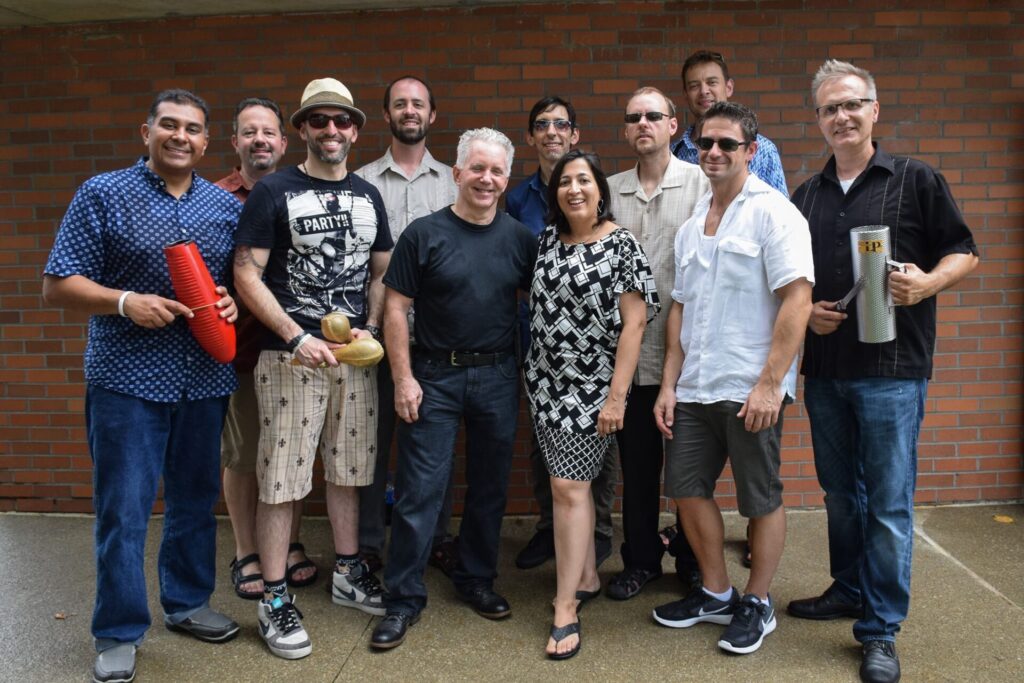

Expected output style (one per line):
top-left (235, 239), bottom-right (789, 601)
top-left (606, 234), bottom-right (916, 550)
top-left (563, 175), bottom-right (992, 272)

top-left (1, 1), bottom-right (1021, 515)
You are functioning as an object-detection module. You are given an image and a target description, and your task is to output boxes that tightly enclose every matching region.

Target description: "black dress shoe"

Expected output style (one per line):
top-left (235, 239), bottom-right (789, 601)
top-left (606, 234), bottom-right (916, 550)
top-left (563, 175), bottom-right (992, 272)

top-left (370, 613), bottom-right (419, 650)
top-left (787, 587), bottom-right (863, 620)
top-left (516, 529), bottom-right (555, 569)
top-left (860, 640), bottom-right (900, 683)
top-left (457, 585), bottom-right (511, 619)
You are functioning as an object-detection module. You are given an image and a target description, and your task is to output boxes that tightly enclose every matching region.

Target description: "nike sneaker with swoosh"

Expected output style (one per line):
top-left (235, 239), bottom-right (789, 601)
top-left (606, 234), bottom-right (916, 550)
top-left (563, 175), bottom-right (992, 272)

top-left (718, 593), bottom-right (777, 654)
top-left (332, 559), bottom-right (386, 615)
top-left (257, 594), bottom-right (312, 660)
top-left (653, 586), bottom-right (739, 628)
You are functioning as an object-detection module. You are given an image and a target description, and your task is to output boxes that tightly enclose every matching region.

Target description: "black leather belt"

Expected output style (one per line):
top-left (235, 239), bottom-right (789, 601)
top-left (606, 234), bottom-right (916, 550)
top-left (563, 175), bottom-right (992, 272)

top-left (416, 350), bottom-right (511, 367)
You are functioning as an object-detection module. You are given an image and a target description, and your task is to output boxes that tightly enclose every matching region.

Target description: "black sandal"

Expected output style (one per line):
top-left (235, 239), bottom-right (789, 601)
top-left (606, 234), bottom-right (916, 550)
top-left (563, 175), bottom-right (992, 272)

top-left (230, 553), bottom-right (263, 600)
top-left (547, 619), bottom-right (581, 660)
top-left (286, 542), bottom-right (319, 588)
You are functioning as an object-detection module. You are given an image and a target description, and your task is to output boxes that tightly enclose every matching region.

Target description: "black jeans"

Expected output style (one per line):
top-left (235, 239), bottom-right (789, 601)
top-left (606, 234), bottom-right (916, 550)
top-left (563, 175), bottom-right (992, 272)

top-left (614, 385), bottom-right (666, 572)
top-left (383, 355), bottom-right (519, 616)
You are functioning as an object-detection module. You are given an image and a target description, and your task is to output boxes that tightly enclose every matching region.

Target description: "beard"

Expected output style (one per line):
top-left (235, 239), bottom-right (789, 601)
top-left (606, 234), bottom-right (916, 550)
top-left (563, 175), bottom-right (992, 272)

top-left (308, 134), bottom-right (351, 165)
top-left (389, 116), bottom-right (428, 145)
top-left (246, 147), bottom-right (276, 171)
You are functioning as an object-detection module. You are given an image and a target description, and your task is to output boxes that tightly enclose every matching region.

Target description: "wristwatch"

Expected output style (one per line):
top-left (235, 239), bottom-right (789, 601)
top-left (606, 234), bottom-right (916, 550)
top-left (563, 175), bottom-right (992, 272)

top-left (365, 324), bottom-right (382, 342)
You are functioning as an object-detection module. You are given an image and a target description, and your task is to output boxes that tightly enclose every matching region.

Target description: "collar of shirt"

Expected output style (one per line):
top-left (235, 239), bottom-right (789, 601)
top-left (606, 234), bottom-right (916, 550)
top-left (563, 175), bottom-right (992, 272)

top-left (617, 155), bottom-right (695, 200)
top-left (821, 142), bottom-right (893, 189)
top-left (375, 146), bottom-right (447, 183)
top-left (671, 125), bottom-right (700, 163)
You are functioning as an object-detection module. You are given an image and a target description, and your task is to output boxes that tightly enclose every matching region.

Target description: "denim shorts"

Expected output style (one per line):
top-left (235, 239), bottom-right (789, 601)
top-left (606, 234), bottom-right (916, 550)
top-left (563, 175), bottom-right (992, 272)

top-left (664, 400), bottom-right (785, 518)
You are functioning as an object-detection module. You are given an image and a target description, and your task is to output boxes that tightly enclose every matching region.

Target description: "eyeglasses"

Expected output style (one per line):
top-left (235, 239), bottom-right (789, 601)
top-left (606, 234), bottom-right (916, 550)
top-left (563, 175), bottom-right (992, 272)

top-left (815, 98), bottom-right (874, 119)
top-left (532, 119), bottom-right (573, 132)
top-left (695, 137), bottom-right (749, 152)
top-left (306, 113), bottom-right (355, 130)
top-left (624, 111), bottom-right (669, 124)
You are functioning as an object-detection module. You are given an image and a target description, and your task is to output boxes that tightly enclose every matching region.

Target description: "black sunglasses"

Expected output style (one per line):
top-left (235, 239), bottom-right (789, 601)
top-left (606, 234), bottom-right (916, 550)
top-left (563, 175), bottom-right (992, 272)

top-left (532, 119), bottom-right (573, 132)
top-left (696, 136), bottom-right (749, 152)
top-left (624, 111), bottom-right (669, 124)
top-left (306, 113), bottom-right (355, 130)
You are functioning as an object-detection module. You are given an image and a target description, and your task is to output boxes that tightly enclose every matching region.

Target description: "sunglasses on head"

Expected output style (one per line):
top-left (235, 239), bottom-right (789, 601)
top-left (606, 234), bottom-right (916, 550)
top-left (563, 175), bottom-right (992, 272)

top-left (532, 118), bottom-right (573, 132)
top-left (624, 111), bottom-right (669, 124)
top-left (696, 136), bottom-right (749, 152)
top-left (306, 113), bottom-right (355, 130)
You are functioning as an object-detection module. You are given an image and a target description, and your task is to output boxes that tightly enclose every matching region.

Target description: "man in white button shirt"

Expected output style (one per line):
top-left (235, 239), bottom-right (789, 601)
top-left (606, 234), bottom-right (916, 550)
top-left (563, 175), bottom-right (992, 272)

top-left (355, 76), bottom-right (459, 575)
top-left (650, 102), bottom-right (813, 656)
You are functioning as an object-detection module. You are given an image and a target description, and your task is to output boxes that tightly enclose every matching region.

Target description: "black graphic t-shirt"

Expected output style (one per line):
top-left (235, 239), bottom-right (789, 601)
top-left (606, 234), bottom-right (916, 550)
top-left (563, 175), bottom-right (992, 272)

top-left (236, 166), bottom-right (393, 349)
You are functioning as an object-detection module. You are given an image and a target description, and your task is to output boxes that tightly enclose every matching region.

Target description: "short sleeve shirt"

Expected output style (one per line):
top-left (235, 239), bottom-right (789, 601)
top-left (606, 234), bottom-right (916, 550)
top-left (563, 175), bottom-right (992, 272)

top-left (234, 166), bottom-right (393, 348)
top-left (792, 144), bottom-right (978, 380)
top-left (671, 174), bottom-right (814, 403)
top-left (384, 207), bottom-right (538, 353)
top-left (608, 157), bottom-right (709, 385)
top-left (44, 158), bottom-right (241, 402)
top-left (355, 147), bottom-right (457, 241)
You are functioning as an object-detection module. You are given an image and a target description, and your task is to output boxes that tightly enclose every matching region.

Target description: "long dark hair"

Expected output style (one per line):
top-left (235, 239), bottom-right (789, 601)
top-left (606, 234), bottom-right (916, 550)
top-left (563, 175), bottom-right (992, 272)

top-left (545, 149), bottom-right (615, 235)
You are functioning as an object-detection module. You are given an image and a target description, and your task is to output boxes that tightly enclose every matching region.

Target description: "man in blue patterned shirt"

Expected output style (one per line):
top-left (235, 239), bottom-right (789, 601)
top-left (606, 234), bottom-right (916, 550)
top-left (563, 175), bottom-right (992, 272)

top-left (672, 50), bottom-right (788, 197)
top-left (43, 89), bottom-right (242, 683)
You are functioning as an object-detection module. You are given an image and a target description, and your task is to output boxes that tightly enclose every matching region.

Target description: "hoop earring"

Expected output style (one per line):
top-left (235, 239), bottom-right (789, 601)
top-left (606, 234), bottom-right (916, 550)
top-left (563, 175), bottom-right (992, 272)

top-left (597, 199), bottom-right (605, 214)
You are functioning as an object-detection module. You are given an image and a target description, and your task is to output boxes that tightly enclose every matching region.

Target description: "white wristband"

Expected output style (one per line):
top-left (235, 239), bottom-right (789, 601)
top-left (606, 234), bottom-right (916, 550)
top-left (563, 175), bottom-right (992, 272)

top-left (117, 290), bottom-right (134, 318)
top-left (292, 333), bottom-right (312, 352)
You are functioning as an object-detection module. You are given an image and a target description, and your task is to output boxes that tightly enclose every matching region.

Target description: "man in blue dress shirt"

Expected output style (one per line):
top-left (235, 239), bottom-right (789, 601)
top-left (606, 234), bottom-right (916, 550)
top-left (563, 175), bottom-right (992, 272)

top-left (43, 89), bottom-right (242, 683)
top-left (672, 50), bottom-right (788, 197)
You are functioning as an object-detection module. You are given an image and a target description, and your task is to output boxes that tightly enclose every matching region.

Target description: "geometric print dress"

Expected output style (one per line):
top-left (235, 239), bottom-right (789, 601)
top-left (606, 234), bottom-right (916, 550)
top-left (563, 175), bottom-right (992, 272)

top-left (525, 224), bottom-right (660, 481)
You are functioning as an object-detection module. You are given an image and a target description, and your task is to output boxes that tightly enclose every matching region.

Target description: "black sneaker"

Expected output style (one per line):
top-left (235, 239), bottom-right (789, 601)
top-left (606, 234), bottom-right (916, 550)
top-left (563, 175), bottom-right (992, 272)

top-left (515, 529), bottom-right (555, 569)
top-left (718, 593), bottom-right (776, 654)
top-left (653, 587), bottom-right (738, 628)
top-left (606, 566), bottom-right (662, 600)
top-left (860, 640), bottom-right (901, 683)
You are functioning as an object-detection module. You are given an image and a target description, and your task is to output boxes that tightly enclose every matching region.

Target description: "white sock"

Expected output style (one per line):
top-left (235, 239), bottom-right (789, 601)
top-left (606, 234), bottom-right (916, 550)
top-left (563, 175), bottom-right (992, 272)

top-left (703, 586), bottom-right (734, 602)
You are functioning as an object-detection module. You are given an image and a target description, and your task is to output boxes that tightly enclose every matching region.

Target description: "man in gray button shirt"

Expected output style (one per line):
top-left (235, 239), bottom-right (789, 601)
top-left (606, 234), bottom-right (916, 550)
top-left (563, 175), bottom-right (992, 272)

top-left (606, 86), bottom-right (709, 601)
top-left (356, 76), bottom-right (458, 576)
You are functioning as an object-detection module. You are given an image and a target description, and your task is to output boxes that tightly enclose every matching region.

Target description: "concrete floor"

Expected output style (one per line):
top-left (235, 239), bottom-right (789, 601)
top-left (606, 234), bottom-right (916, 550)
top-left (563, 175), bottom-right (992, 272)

top-left (2, 504), bottom-right (1023, 682)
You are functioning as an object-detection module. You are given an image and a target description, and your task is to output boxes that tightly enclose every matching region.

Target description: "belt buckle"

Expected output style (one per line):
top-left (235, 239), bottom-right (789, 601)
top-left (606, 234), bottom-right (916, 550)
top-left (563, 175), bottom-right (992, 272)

top-left (449, 351), bottom-right (461, 367)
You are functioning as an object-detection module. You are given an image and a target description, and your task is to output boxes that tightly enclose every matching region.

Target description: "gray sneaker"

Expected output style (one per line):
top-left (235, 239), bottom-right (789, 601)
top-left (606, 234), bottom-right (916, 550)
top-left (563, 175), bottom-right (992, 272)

top-left (93, 643), bottom-right (136, 683)
top-left (257, 594), bottom-right (312, 660)
top-left (332, 560), bottom-right (386, 616)
top-left (164, 606), bottom-right (239, 643)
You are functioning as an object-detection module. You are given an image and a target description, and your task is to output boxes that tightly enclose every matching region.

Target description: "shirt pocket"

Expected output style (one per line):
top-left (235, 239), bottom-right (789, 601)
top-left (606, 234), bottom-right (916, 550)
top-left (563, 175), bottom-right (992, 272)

top-left (674, 248), bottom-right (700, 303)
top-left (717, 236), bottom-right (762, 293)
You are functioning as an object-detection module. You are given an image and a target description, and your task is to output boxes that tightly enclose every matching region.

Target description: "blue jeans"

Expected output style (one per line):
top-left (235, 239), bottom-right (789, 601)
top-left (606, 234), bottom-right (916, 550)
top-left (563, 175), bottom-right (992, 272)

top-left (86, 385), bottom-right (228, 651)
top-left (803, 377), bottom-right (927, 642)
top-left (384, 354), bottom-right (519, 616)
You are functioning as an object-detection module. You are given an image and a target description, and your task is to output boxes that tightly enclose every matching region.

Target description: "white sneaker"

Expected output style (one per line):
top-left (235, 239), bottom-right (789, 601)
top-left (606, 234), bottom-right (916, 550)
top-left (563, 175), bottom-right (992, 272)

top-left (332, 560), bottom-right (386, 616)
top-left (257, 594), bottom-right (312, 660)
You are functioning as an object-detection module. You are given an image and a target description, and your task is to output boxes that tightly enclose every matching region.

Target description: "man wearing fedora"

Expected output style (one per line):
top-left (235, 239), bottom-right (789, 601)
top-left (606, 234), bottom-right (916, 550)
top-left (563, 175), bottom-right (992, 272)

top-left (234, 78), bottom-right (393, 660)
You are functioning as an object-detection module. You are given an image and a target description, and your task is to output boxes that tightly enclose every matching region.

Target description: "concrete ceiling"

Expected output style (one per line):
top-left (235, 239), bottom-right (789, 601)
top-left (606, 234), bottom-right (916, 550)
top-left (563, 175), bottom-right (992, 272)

top-left (0, 0), bottom-right (526, 28)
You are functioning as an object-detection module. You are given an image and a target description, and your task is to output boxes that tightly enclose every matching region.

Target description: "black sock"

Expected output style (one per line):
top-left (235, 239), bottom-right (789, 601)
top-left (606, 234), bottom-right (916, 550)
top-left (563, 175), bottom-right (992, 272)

top-left (335, 553), bottom-right (359, 571)
top-left (264, 578), bottom-right (287, 600)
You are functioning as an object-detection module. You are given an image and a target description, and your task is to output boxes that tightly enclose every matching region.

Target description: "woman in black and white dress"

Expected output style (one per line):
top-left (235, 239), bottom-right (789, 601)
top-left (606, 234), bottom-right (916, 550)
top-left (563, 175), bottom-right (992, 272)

top-left (526, 149), bottom-right (659, 659)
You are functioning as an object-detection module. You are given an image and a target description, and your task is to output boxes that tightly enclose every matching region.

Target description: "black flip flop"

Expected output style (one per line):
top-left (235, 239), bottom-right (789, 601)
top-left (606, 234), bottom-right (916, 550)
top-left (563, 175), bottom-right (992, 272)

top-left (547, 619), bottom-right (581, 660)
top-left (575, 586), bottom-right (601, 612)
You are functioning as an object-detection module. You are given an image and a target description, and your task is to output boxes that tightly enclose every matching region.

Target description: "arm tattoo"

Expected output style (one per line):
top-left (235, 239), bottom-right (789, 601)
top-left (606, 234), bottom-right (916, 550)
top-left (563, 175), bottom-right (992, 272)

top-left (234, 245), bottom-right (266, 273)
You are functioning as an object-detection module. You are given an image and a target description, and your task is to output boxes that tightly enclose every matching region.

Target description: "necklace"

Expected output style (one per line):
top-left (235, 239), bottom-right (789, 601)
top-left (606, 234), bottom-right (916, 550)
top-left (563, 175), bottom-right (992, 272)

top-left (299, 163), bottom-right (354, 218)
